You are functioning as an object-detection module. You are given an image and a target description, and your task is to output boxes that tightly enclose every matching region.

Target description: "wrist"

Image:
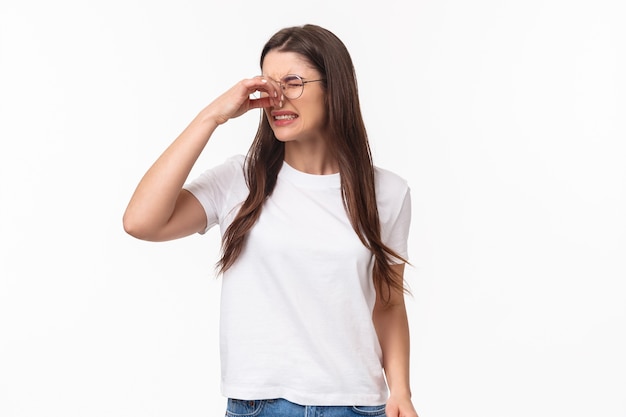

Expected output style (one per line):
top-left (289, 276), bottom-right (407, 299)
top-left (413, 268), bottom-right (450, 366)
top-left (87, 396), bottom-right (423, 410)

top-left (196, 108), bottom-right (222, 129)
top-left (389, 386), bottom-right (412, 399)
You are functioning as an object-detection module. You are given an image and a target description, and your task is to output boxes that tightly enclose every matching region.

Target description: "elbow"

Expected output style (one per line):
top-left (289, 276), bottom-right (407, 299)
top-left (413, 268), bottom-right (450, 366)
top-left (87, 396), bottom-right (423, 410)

top-left (122, 212), bottom-right (155, 241)
top-left (122, 215), bottom-right (143, 239)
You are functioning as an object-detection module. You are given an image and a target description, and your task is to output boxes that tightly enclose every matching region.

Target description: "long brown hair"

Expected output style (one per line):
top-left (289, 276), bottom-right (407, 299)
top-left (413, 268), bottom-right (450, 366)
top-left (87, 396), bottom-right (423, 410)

top-left (218, 24), bottom-right (408, 302)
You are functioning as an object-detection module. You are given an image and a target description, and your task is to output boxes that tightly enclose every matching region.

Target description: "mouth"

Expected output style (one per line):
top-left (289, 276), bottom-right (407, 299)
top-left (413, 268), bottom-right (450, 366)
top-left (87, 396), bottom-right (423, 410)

top-left (274, 114), bottom-right (298, 121)
top-left (271, 111), bottom-right (299, 122)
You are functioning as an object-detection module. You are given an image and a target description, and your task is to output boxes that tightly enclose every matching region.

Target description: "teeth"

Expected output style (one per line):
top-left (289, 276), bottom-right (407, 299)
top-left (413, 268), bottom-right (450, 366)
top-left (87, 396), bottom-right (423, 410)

top-left (274, 114), bottom-right (297, 120)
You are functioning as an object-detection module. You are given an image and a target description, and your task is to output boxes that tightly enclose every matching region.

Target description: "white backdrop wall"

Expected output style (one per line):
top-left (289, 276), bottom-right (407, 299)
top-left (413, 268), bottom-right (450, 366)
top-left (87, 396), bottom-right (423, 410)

top-left (1, 1), bottom-right (624, 416)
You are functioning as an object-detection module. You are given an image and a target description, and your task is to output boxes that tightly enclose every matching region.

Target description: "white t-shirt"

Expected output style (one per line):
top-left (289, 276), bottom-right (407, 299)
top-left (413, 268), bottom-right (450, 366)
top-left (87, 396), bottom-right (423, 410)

top-left (184, 155), bottom-right (411, 406)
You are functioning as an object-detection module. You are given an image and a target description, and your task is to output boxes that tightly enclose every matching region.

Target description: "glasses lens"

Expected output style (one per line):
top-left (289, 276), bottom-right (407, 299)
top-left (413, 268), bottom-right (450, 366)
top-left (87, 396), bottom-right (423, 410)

top-left (281, 75), bottom-right (304, 99)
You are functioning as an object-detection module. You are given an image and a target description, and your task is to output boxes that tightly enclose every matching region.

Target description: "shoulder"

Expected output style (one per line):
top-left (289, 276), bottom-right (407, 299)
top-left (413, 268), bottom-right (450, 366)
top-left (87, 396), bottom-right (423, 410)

top-left (185, 154), bottom-right (247, 193)
top-left (374, 165), bottom-right (409, 197)
top-left (222, 154), bottom-right (247, 173)
top-left (373, 165), bottom-right (411, 221)
top-left (200, 154), bottom-right (246, 181)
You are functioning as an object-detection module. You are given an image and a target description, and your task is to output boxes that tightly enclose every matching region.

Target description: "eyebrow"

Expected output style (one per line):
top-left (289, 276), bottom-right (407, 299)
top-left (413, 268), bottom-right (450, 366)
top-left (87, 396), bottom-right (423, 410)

top-left (263, 73), bottom-right (300, 79)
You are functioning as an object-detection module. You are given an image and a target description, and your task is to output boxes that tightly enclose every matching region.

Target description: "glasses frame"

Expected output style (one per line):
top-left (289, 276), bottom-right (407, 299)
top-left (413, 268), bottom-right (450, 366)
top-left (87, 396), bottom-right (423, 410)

top-left (272, 74), bottom-right (325, 100)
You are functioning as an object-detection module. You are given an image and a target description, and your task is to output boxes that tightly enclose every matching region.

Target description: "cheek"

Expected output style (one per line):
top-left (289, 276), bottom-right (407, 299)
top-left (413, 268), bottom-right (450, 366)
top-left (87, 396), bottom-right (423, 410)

top-left (302, 96), bottom-right (327, 122)
top-left (311, 105), bottom-right (328, 127)
top-left (298, 109), bottom-right (324, 131)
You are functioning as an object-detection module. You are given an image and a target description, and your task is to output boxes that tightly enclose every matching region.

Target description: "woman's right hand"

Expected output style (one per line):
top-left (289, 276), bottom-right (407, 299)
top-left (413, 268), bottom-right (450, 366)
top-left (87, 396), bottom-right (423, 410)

top-left (204, 76), bottom-right (283, 126)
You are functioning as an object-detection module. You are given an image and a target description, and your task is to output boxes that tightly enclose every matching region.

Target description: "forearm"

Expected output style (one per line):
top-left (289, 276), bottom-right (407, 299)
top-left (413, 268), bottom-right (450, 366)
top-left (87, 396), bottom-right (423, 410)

top-left (373, 301), bottom-right (412, 398)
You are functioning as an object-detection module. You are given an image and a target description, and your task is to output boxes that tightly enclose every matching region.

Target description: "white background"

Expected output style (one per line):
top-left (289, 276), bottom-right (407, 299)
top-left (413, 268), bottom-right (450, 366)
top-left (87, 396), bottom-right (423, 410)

top-left (1, 1), bottom-right (625, 416)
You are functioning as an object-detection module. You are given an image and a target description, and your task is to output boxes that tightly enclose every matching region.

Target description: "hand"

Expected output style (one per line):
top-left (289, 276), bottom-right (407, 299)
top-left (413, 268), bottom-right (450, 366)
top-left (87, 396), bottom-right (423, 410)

top-left (386, 395), bottom-right (419, 417)
top-left (203, 76), bottom-right (283, 125)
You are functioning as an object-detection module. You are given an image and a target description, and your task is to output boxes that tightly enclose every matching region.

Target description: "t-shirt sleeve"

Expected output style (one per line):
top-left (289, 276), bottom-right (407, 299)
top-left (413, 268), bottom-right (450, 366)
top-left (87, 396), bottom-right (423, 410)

top-left (183, 155), bottom-right (246, 234)
top-left (375, 167), bottom-right (412, 264)
top-left (384, 187), bottom-right (411, 264)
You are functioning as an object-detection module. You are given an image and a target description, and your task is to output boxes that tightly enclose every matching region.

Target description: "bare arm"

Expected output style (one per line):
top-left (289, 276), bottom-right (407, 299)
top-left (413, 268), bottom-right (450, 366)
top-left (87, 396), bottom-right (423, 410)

top-left (373, 263), bottom-right (419, 417)
top-left (123, 77), bottom-right (281, 241)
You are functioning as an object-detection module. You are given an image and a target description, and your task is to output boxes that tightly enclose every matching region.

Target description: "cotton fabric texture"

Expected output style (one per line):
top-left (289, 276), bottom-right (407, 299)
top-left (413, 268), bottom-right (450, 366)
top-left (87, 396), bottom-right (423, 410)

top-left (184, 155), bottom-right (411, 405)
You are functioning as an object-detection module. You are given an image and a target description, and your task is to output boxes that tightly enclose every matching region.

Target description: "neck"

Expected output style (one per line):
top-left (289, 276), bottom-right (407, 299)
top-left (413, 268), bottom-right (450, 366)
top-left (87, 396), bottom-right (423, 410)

top-left (284, 142), bottom-right (338, 175)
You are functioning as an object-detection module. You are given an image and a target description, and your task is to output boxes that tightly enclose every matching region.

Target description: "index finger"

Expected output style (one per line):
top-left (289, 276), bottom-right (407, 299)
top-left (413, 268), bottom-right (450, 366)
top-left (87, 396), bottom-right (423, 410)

top-left (246, 76), bottom-right (281, 103)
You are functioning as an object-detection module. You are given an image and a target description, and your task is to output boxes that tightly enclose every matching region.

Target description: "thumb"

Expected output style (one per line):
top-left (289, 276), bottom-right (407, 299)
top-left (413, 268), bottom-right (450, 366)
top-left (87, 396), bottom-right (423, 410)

top-left (248, 96), bottom-right (274, 110)
top-left (385, 402), bottom-right (399, 417)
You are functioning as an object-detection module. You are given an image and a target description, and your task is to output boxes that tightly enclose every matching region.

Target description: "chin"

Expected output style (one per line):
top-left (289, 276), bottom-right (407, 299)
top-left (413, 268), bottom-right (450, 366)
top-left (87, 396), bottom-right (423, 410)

top-left (272, 132), bottom-right (298, 143)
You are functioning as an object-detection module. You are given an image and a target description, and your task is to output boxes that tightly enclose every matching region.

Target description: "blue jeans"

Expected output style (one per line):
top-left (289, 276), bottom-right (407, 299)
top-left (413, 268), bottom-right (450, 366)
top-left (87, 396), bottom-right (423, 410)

top-left (225, 398), bottom-right (387, 417)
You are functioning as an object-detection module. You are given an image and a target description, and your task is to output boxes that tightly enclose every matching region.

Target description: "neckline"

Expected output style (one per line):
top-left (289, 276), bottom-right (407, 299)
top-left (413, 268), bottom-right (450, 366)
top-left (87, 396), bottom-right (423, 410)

top-left (280, 160), bottom-right (341, 189)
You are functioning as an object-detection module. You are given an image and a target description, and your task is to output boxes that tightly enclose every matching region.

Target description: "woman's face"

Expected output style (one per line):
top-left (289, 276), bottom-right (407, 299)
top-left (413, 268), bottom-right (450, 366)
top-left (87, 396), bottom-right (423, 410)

top-left (261, 51), bottom-right (327, 144)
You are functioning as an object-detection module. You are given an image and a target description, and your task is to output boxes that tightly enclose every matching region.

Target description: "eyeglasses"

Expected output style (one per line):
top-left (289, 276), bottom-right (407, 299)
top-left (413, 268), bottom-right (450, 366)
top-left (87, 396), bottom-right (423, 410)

top-left (272, 74), bottom-right (325, 100)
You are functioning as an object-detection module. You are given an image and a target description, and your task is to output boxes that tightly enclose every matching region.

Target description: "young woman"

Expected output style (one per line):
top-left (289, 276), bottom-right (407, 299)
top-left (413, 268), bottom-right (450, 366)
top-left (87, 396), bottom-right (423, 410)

top-left (123, 24), bottom-right (418, 417)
